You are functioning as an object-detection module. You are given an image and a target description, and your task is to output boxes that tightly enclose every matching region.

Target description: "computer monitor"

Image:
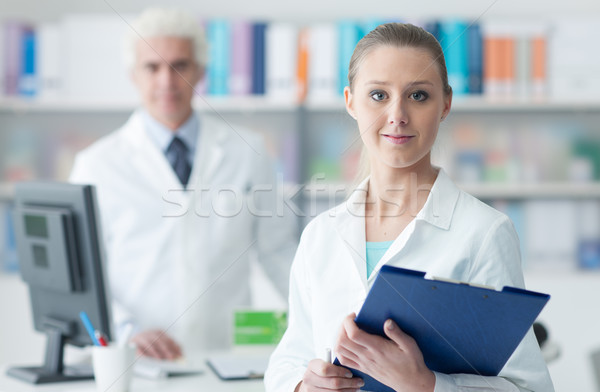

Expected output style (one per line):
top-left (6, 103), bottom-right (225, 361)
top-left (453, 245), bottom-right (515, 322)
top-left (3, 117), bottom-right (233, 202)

top-left (7, 181), bottom-right (112, 384)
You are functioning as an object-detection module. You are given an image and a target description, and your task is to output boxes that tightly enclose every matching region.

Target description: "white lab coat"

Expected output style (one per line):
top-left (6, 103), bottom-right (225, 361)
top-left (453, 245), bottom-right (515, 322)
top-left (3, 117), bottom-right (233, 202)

top-left (265, 169), bottom-right (554, 392)
top-left (70, 110), bottom-right (298, 352)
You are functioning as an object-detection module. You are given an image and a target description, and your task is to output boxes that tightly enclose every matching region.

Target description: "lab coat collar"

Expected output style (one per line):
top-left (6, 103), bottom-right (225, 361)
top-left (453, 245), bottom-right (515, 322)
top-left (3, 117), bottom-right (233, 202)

top-left (120, 110), bottom-right (182, 192)
top-left (121, 110), bottom-right (228, 187)
top-left (337, 168), bottom-right (459, 231)
top-left (140, 109), bottom-right (199, 158)
top-left (332, 176), bottom-right (369, 287)
top-left (415, 168), bottom-right (460, 231)
top-left (333, 168), bottom-right (460, 286)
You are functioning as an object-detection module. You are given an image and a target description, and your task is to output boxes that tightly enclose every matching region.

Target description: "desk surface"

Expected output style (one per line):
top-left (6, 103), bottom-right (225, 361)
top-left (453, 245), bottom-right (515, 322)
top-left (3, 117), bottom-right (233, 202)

top-left (0, 365), bottom-right (265, 392)
top-left (0, 349), bottom-right (270, 392)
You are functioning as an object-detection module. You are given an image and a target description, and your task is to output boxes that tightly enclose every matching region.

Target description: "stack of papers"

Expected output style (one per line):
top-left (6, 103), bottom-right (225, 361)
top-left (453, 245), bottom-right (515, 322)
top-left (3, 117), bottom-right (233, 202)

top-left (207, 355), bottom-right (270, 380)
top-left (133, 357), bottom-right (204, 379)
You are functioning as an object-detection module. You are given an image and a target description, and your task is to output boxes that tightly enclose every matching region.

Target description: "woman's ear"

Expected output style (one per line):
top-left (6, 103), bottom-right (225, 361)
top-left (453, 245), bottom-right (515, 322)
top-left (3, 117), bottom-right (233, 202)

top-left (344, 86), bottom-right (356, 120)
top-left (441, 90), bottom-right (453, 121)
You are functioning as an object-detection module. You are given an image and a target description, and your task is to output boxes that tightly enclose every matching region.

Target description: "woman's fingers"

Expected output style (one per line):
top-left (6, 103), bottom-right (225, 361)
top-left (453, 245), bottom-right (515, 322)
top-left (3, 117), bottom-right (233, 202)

top-left (301, 359), bottom-right (364, 391)
top-left (384, 319), bottom-right (415, 352)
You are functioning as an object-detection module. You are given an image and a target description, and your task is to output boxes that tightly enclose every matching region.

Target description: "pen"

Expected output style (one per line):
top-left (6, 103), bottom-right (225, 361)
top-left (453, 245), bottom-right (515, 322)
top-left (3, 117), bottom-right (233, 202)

top-left (322, 348), bottom-right (332, 363)
top-left (79, 311), bottom-right (101, 346)
top-left (95, 330), bottom-right (108, 347)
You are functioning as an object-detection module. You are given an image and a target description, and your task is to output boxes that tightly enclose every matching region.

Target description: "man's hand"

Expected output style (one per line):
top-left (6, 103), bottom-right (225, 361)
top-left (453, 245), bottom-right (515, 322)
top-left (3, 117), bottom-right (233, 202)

top-left (130, 329), bottom-right (182, 360)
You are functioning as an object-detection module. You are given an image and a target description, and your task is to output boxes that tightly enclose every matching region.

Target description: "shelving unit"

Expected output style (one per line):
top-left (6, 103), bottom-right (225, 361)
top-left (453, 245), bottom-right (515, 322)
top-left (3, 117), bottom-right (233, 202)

top-left (461, 182), bottom-right (600, 199)
top-left (4, 96), bottom-right (600, 114)
top-left (305, 96), bottom-right (600, 113)
top-left (2, 96), bottom-right (600, 202)
top-left (0, 96), bottom-right (299, 113)
top-left (303, 181), bottom-right (600, 200)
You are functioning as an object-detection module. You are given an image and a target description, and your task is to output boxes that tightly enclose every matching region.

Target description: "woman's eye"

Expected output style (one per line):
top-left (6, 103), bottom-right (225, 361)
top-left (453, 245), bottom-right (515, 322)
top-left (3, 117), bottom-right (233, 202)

top-left (411, 91), bottom-right (428, 101)
top-left (370, 91), bottom-right (387, 101)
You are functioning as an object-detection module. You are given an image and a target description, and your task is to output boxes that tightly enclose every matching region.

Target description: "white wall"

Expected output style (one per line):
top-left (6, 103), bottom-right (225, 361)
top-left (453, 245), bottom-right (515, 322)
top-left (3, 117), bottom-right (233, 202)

top-left (525, 270), bottom-right (600, 392)
top-left (0, 273), bottom-right (44, 366)
top-left (2, 0), bottom-right (600, 22)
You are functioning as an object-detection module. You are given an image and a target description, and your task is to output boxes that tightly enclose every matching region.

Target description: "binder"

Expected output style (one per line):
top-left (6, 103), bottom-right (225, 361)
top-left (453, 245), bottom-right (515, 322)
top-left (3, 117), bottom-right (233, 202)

top-left (207, 19), bottom-right (231, 96)
top-left (334, 266), bottom-right (550, 392)
top-left (251, 22), bottom-right (267, 95)
top-left (440, 20), bottom-right (469, 95)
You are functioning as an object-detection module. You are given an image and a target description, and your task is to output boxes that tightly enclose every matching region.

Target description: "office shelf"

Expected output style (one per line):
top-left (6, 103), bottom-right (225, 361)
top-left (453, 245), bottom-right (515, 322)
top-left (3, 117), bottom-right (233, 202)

top-left (304, 96), bottom-right (600, 113)
top-left (460, 182), bottom-right (600, 199)
top-left (302, 181), bottom-right (600, 201)
top-left (0, 96), bottom-right (299, 114)
top-left (0, 97), bottom-right (137, 113)
top-left (3, 96), bottom-right (600, 114)
top-left (5, 180), bottom-right (596, 204)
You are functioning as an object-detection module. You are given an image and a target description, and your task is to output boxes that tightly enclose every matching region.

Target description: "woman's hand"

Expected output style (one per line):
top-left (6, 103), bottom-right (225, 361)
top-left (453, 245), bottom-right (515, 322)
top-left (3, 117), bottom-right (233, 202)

top-left (295, 359), bottom-right (365, 392)
top-left (335, 313), bottom-right (435, 392)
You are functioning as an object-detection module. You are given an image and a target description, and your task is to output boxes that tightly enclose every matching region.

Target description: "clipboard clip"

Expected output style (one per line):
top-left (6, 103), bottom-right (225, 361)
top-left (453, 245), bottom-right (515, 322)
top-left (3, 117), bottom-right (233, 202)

top-left (429, 275), bottom-right (496, 290)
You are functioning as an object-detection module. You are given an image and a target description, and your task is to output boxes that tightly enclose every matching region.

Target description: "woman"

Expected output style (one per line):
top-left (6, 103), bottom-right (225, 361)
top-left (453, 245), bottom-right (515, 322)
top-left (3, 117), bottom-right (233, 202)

top-left (265, 23), bottom-right (553, 392)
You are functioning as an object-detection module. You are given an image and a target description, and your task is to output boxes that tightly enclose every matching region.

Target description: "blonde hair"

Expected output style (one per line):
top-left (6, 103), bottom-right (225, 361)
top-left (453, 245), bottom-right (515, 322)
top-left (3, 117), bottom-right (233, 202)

top-left (123, 8), bottom-right (208, 70)
top-left (348, 23), bottom-right (452, 187)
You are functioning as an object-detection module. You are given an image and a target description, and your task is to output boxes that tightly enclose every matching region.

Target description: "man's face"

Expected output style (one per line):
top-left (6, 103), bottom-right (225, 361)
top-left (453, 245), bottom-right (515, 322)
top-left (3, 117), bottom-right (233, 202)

top-left (131, 36), bottom-right (203, 130)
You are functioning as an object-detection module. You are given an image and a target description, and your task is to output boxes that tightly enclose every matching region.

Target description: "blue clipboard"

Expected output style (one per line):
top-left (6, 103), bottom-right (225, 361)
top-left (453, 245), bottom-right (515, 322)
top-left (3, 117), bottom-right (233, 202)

top-left (333, 266), bottom-right (550, 392)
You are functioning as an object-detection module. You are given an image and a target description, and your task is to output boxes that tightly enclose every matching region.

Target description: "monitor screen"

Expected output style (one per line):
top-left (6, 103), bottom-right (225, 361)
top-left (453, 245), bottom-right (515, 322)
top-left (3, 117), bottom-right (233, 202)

top-left (7, 182), bottom-right (112, 384)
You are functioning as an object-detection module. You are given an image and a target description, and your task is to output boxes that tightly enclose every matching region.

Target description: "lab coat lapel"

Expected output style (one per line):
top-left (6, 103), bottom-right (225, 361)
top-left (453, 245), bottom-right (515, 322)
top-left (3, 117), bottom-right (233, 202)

top-left (334, 178), bottom-right (370, 288)
top-left (190, 115), bottom-right (226, 186)
top-left (367, 169), bottom-right (460, 282)
top-left (122, 111), bottom-right (192, 208)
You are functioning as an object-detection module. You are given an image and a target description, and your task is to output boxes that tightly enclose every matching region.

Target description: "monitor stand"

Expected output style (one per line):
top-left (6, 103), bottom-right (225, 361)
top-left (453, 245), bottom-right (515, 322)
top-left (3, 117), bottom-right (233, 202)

top-left (7, 318), bottom-right (93, 384)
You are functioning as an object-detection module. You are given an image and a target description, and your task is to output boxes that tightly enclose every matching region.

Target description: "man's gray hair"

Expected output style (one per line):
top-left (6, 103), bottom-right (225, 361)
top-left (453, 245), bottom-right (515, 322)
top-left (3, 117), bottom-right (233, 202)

top-left (123, 7), bottom-right (208, 70)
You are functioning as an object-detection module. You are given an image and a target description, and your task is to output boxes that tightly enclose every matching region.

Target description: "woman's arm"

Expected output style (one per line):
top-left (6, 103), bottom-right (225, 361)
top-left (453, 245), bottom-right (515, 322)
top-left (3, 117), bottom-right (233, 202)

top-left (265, 231), bottom-right (365, 392)
top-left (264, 239), bottom-right (314, 392)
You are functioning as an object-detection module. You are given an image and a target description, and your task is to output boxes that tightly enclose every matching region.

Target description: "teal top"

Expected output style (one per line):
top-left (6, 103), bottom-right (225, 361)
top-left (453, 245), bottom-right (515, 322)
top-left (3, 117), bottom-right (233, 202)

top-left (365, 240), bottom-right (394, 279)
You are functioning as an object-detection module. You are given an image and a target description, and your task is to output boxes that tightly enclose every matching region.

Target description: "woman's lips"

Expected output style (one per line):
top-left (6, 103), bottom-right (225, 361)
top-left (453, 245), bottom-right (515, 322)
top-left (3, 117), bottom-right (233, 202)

top-left (382, 134), bottom-right (414, 145)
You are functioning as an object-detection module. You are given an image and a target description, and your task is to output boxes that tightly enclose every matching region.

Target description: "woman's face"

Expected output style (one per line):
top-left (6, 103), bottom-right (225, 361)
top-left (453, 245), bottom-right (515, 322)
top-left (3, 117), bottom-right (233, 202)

top-left (345, 45), bottom-right (452, 173)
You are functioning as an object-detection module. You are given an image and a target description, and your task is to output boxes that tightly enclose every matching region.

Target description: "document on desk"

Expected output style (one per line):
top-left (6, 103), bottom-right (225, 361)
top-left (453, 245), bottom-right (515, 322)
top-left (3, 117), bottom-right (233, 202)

top-left (133, 356), bottom-right (204, 379)
top-left (333, 266), bottom-right (550, 392)
top-left (207, 355), bottom-right (269, 380)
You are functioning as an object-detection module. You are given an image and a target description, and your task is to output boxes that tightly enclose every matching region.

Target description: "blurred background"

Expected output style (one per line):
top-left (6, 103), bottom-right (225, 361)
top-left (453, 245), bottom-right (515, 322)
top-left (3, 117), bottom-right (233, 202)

top-left (1, 0), bottom-right (600, 390)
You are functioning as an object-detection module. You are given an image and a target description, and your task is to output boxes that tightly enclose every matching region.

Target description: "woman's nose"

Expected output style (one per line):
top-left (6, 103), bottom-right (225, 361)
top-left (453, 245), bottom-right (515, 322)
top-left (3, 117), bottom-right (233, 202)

top-left (387, 98), bottom-right (408, 125)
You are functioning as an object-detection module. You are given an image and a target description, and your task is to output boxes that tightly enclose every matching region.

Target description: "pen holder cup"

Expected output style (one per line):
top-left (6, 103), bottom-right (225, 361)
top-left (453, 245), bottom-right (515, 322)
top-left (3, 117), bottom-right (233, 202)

top-left (92, 344), bottom-right (136, 392)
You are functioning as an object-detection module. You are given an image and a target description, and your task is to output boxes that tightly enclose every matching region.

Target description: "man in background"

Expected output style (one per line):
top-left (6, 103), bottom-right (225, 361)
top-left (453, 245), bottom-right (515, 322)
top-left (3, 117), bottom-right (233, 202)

top-left (70, 8), bottom-right (298, 359)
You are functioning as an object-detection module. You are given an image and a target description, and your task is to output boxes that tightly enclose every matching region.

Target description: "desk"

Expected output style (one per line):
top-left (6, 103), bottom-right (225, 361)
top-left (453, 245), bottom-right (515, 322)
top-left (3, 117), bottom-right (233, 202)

top-left (1, 349), bottom-right (270, 392)
top-left (0, 365), bottom-right (265, 392)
